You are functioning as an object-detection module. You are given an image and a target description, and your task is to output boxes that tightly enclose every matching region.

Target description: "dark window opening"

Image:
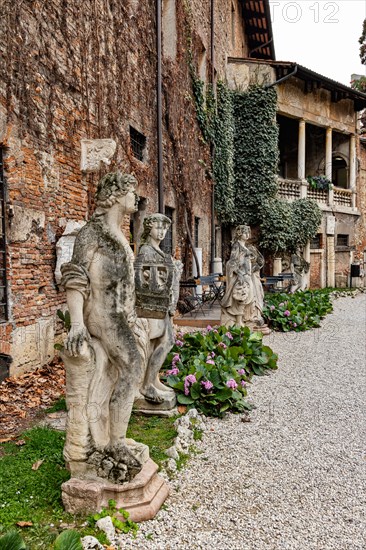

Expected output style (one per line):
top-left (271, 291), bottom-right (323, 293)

top-left (194, 217), bottom-right (200, 248)
top-left (231, 3), bottom-right (235, 48)
top-left (337, 234), bottom-right (349, 247)
top-left (130, 126), bottom-right (146, 162)
top-left (161, 206), bottom-right (174, 255)
top-left (0, 148), bottom-right (8, 322)
top-left (332, 156), bottom-right (348, 188)
top-left (310, 234), bottom-right (322, 249)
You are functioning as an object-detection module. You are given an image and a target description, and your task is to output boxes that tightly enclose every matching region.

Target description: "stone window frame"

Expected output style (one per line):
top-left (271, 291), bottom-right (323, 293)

top-left (336, 234), bottom-right (350, 248)
top-left (310, 233), bottom-right (322, 250)
top-left (129, 126), bottom-right (147, 163)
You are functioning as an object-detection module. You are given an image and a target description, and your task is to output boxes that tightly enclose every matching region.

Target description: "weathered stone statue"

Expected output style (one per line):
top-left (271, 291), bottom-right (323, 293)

top-left (282, 250), bottom-right (310, 292)
top-left (221, 225), bottom-right (269, 333)
top-left (60, 172), bottom-right (148, 484)
top-left (134, 213), bottom-right (182, 411)
top-left (290, 251), bottom-right (310, 293)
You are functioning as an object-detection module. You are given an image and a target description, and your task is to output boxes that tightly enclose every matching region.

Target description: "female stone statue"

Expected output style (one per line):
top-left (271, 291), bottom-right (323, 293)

top-left (61, 172), bottom-right (147, 483)
top-left (221, 225), bottom-right (266, 329)
top-left (135, 213), bottom-right (182, 405)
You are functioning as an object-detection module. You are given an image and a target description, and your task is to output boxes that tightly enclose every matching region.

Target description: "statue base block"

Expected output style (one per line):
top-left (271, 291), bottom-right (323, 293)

top-left (134, 392), bottom-right (178, 417)
top-left (62, 458), bottom-right (169, 522)
top-left (253, 324), bottom-right (271, 335)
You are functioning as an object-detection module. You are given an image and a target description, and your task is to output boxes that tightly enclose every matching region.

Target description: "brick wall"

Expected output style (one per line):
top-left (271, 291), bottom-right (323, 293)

top-left (0, 0), bottom-right (250, 373)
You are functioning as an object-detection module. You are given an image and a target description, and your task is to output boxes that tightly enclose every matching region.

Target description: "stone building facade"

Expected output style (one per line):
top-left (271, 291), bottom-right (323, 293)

top-left (0, 0), bottom-right (274, 376)
top-left (356, 135), bottom-right (366, 270)
top-left (227, 59), bottom-right (366, 289)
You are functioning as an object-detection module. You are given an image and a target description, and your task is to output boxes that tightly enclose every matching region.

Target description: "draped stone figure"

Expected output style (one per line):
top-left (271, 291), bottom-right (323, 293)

top-left (134, 213), bottom-right (182, 410)
top-left (282, 250), bottom-right (310, 292)
top-left (60, 172), bottom-right (148, 484)
top-left (221, 225), bottom-right (269, 332)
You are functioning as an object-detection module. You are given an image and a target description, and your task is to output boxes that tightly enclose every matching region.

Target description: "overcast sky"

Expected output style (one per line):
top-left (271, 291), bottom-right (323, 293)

top-left (270, 0), bottom-right (366, 87)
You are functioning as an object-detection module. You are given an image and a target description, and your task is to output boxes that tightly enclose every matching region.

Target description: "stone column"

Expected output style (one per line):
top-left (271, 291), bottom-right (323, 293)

top-left (273, 257), bottom-right (282, 276)
top-left (349, 134), bottom-right (357, 210)
top-left (326, 237), bottom-right (335, 287)
top-left (298, 119), bottom-right (307, 198)
top-left (273, 257), bottom-right (282, 289)
top-left (326, 215), bottom-right (336, 288)
top-left (326, 127), bottom-right (334, 206)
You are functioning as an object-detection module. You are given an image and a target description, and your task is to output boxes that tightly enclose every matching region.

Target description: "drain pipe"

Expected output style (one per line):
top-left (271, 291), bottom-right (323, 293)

top-left (210, 0), bottom-right (216, 273)
top-left (184, 209), bottom-right (201, 278)
top-left (156, 0), bottom-right (164, 213)
top-left (264, 65), bottom-right (298, 89)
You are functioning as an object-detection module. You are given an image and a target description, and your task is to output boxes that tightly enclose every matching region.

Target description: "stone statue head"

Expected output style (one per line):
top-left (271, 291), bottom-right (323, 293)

top-left (95, 171), bottom-right (138, 209)
top-left (233, 225), bottom-right (251, 243)
top-left (141, 213), bottom-right (171, 245)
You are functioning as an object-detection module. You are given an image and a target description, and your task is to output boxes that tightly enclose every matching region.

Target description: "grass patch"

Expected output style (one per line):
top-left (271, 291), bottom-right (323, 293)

top-left (0, 414), bottom-right (179, 548)
top-left (0, 427), bottom-right (71, 548)
top-left (46, 398), bottom-right (67, 414)
top-left (127, 413), bottom-right (178, 468)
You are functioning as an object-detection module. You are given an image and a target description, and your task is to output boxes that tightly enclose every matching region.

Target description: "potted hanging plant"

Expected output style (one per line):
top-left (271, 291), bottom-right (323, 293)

top-left (306, 175), bottom-right (333, 191)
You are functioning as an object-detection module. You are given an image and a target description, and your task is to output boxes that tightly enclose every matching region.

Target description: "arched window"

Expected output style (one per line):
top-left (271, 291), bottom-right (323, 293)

top-left (332, 155), bottom-right (348, 189)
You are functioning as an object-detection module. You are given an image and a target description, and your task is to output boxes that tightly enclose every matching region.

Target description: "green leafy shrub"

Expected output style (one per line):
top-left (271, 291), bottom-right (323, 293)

top-left (260, 198), bottom-right (322, 254)
top-left (54, 530), bottom-right (82, 550)
top-left (91, 500), bottom-right (138, 538)
top-left (307, 175), bottom-right (332, 191)
top-left (163, 325), bottom-right (278, 417)
top-left (232, 85), bottom-right (279, 226)
top-left (0, 530), bottom-right (27, 550)
top-left (263, 290), bottom-right (333, 332)
top-left (213, 82), bottom-right (235, 223)
top-left (56, 310), bottom-right (71, 331)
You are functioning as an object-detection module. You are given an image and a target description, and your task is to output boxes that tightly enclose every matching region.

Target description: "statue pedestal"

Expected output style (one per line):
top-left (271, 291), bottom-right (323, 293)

top-left (62, 459), bottom-right (169, 522)
top-left (251, 323), bottom-right (271, 335)
top-left (134, 391), bottom-right (178, 417)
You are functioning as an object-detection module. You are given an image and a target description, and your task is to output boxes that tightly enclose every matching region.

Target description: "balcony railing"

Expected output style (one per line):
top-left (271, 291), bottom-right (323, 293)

top-left (277, 178), bottom-right (355, 210)
top-left (277, 178), bottom-right (301, 201)
top-left (333, 188), bottom-right (352, 208)
top-left (307, 187), bottom-right (328, 204)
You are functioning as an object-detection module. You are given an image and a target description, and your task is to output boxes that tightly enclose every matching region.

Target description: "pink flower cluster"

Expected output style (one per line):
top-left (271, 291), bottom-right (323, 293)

top-left (226, 379), bottom-right (238, 389)
top-left (218, 342), bottom-right (227, 349)
top-left (225, 332), bottom-right (233, 340)
top-left (166, 367), bottom-right (179, 376)
top-left (201, 380), bottom-right (213, 391)
top-left (167, 353), bottom-right (181, 375)
top-left (184, 374), bottom-right (197, 395)
top-left (283, 310), bottom-right (290, 317)
top-left (238, 368), bottom-right (245, 375)
top-left (175, 339), bottom-right (184, 347)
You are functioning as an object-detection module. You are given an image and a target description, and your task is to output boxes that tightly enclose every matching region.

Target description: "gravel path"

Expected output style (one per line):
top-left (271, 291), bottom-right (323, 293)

top-left (123, 294), bottom-right (366, 550)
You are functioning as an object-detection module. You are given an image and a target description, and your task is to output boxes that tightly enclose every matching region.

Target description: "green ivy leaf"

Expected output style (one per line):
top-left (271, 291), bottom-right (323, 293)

top-left (177, 394), bottom-right (195, 405)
